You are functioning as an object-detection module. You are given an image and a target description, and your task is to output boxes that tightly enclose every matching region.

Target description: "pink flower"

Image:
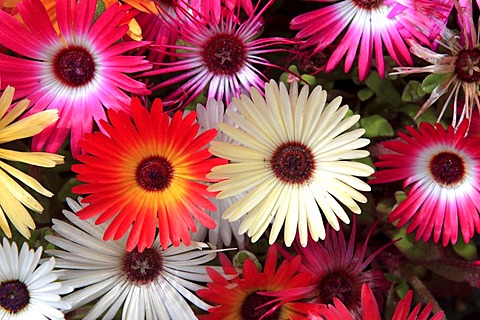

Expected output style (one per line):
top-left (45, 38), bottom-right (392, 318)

top-left (290, 0), bottom-right (453, 81)
top-left (316, 284), bottom-right (444, 320)
top-left (370, 121), bottom-right (480, 246)
top-left (142, 0), bottom-right (295, 109)
top-left (0, 0), bottom-right (152, 157)
top-left (269, 220), bottom-right (391, 318)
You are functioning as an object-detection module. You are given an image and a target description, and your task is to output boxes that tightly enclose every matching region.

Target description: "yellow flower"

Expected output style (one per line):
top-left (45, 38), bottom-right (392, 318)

top-left (0, 86), bottom-right (64, 238)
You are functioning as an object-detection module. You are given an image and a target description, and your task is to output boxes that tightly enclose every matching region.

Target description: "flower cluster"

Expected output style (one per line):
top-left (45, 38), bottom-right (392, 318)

top-left (1, 0), bottom-right (480, 319)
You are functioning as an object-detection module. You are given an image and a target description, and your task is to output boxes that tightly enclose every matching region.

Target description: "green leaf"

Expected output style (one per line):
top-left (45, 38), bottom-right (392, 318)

top-left (397, 103), bottom-right (440, 125)
top-left (452, 238), bottom-right (478, 261)
top-left (365, 71), bottom-right (402, 106)
top-left (94, 0), bottom-right (106, 21)
top-left (421, 73), bottom-right (452, 94)
top-left (357, 88), bottom-right (374, 101)
top-left (233, 250), bottom-right (261, 271)
top-left (401, 80), bottom-right (426, 102)
top-left (359, 114), bottom-right (394, 138)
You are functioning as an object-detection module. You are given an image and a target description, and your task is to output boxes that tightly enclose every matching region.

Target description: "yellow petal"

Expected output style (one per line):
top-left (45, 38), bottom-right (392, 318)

top-left (0, 206), bottom-right (12, 238)
top-left (0, 109), bottom-right (59, 143)
top-left (0, 149), bottom-right (64, 167)
top-left (0, 161), bottom-right (53, 197)
top-left (0, 185), bottom-right (36, 239)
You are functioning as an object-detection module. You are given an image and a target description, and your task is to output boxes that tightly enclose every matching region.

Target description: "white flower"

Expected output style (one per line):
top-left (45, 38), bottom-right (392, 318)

top-left (0, 238), bottom-right (71, 320)
top-left (191, 98), bottom-right (246, 249)
top-left (208, 80), bottom-right (374, 247)
top-left (46, 197), bottom-right (228, 320)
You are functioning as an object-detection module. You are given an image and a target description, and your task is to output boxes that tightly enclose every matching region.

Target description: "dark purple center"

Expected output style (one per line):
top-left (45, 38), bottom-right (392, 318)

top-left (455, 49), bottom-right (480, 83)
top-left (123, 248), bottom-right (163, 285)
top-left (53, 47), bottom-right (95, 87)
top-left (240, 292), bottom-right (282, 320)
top-left (318, 270), bottom-right (355, 307)
top-left (430, 151), bottom-right (466, 186)
top-left (270, 142), bottom-right (315, 184)
top-left (0, 280), bottom-right (30, 313)
top-left (353, 0), bottom-right (384, 9)
top-left (202, 33), bottom-right (247, 75)
top-left (136, 157), bottom-right (174, 191)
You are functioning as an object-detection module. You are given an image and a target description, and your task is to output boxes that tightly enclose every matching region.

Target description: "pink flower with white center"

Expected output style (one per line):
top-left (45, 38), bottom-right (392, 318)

top-left (370, 121), bottom-right (480, 246)
top-left (0, 0), bottom-right (152, 157)
top-left (142, 0), bottom-right (296, 109)
top-left (290, 0), bottom-right (453, 81)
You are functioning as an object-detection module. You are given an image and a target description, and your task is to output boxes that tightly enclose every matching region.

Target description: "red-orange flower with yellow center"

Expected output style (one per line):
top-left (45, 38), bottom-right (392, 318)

top-left (72, 98), bottom-right (227, 251)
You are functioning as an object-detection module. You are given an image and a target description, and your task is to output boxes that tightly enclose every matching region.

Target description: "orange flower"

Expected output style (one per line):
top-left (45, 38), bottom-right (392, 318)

top-left (72, 98), bottom-right (227, 251)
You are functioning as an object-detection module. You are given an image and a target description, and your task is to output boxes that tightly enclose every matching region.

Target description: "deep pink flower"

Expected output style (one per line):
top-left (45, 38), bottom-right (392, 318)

top-left (290, 0), bottom-right (453, 81)
top-left (270, 221), bottom-right (391, 318)
top-left (370, 121), bottom-right (480, 246)
top-left (142, 0), bottom-right (296, 109)
top-left (0, 0), bottom-right (152, 157)
top-left (314, 284), bottom-right (444, 320)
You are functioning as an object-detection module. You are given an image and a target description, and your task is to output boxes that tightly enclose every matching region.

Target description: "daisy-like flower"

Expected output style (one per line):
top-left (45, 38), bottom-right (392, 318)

top-left (0, 238), bottom-right (71, 319)
top-left (370, 120), bottom-right (480, 246)
top-left (0, 86), bottom-right (64, 238)
top-left (142, 0), bottom-right (296, 108)
top-left (0, 0), bottom-right (152, 158)
top-left (191, 98), bottom-right (246, 249)
top-left (315, 284), bottom-right (444, 320)
top-left (46, 197), bottom-right (225, 320)
top-left (197, 245), bottom-right (312, 320)
top-left (72, 97), bottom-right (227, 252)
top-left (290, 0), bottom-right (453, 81)
top-left (271, 221), bottom-right (391, 318)
top-left (207, 80), bottom-right (374, 247)
top-left (392, 0), bottom-right (480, 129)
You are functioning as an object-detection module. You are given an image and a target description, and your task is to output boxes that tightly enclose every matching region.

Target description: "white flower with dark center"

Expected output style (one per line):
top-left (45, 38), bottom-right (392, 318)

top-left (0, 238), bottom-right (71, 319)
top-left (46, 197), bottom-right (228, 320)
top-left (207, 80), bottom-right (374, 247)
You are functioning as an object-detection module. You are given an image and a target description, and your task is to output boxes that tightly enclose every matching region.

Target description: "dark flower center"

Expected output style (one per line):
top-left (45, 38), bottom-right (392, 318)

top-left (317, 270), bottom-right (355, 307)
top-left (352, 0), bottom-right (384, 9)
top-left (136, 156), bottom-right (174, 191)
top-left (270, 142), bottom-right (315, 184)
top-left (123, 248), bottom-right (163, 285)
top-left (202, 33), bottom-right (247, 75)
top-left (240, 292), bottom-right (282, 320)
top-left (0, 280), bottom-right (30, 313)
top-left (430, 151), bottom-right (466, 187)
top-left (53, 47), bottom-right (95, 87)
top-left (455, 48), bottom-right (480, 83)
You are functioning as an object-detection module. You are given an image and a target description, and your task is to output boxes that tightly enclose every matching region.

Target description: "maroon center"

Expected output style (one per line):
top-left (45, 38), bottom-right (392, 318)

top-left (202, 33), bottom-right (247, 75)
top-left (123, 248), bottom-right (163, 285)
top-left (240, 292), bottom-right (282, 320)
top-left (136, 157), bottom-right (174, 191)
top-left (53, 46), bottom-right (95, 87)
top-left (430, 151), bottom-right (466, 186)
top-left (0, 280), bottom-right (30, 314)
top-left (455, 48), bottom-right (480, 83)
top-left (270, 142), bottom-right (315, 184)
top-left (317, 270), bottom-right (356, 307)
top-left (352, 0), bottom-right (384, 9)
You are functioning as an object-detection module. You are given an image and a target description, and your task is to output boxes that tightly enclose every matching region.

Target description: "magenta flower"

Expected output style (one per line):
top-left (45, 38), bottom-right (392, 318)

top-left (143, 0), bottom-right (295, 108)
top-left (315, 284), bottom-right (444, 320)
top-left (0, 0), bottom-right (152, 157)
top-left (271, 221), bottom-right (391, 318)
top-left (290, 0), bottom-right (453, 81)
top-left (370, 121), bottom-right (480, 246)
